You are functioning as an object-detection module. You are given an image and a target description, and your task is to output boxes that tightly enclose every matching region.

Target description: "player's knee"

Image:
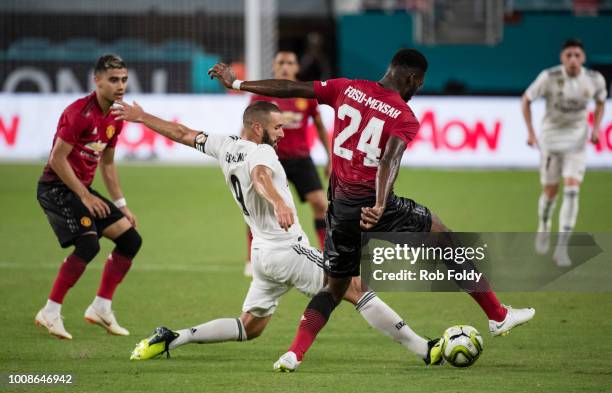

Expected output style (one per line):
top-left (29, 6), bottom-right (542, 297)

top-left (430, 214), bottom-right (451, 232)
top-left (73, 234), bottom-right (101, 263)
top-left (113, 227), bottom-right (142, 259)
top-left (564, 178), bottom-right (581, 188)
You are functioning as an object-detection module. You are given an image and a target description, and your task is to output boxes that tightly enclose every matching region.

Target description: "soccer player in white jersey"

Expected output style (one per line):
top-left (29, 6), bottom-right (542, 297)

top-left (522, 39), bottom-right (607, 265)
top-left (111, 100), bottom-right (443, 365)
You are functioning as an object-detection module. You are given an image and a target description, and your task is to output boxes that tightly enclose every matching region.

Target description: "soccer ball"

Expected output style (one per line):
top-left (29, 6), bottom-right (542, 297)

top-left (440, 325), bottom-right (484, 367)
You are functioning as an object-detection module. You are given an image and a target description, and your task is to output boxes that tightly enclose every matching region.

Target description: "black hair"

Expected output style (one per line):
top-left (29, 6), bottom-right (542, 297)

top-left (562, 39), bottom-right (584, 51)
top-left (94, 54), bottom-right (127, 74)
top-left (243, 101), bottom-right (281, 125)
top-left (390, 48), bottom-right (428, 73)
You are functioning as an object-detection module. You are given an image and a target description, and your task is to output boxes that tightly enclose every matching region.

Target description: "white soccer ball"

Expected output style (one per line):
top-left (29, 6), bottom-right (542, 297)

top-left (440, 325), bottom-right (484, 367)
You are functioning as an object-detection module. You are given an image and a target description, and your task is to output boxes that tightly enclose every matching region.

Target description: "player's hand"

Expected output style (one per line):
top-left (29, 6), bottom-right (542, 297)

top-left (591, 130), bottom-right (600, 145)
top-left (81, 193), bottom-right (111, 218)
top-left (207, 63), bottom-right (236, 89)
top-left (274, 202), bottom-right (295, 231)
top-left (111, 100), bottom-right (144, 123)
top-left (120, 206), bottom-right (137, 228)
top-left (526, 133), bottom-right (539, 148)
top-left (324, 160), bottom-right (332, 177)
top-left (360, 205), bottom-right (384, 230)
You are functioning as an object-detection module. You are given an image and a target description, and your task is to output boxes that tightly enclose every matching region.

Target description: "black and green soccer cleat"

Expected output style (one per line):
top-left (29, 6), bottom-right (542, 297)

top-left (130, 327), bottom-right (179, 360)
top-left (424, 338), bottom-right (444, 366)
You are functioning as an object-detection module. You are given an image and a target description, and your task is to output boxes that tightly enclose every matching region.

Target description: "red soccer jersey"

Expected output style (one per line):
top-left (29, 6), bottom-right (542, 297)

top-left (250, 95), bottom-right (319, 160)
top-left (40, 92), bottom-right (124, 187)
top-left (313, 78), bottom-right (419, 201)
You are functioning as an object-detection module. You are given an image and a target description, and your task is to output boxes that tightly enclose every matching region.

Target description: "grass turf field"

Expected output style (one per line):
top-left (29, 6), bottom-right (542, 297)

top-left (0, 163), bottom-right (611, 393)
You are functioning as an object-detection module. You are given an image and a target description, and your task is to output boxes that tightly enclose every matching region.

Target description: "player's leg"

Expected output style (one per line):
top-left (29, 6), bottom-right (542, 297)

top-left (84, 191), bottom-right (142, 335)
top-left (536, 151), bottom-right (562, 253)
top-left (35, 182), bottom-right (102, 339)
top-left (275, 211), bottom-right (355, 371)
top-left (305, 190), bottom-right (327, 249)
top-left (430, 212), bottom-right (535, 335)
top-left (343, 277), bottom-right (442, 364)
top-left (554, 149), bottom-right (586, 266)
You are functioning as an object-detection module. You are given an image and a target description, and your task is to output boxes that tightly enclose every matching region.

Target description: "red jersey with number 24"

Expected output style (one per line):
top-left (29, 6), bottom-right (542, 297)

top-left (313, 78), bottom-right (419, 201)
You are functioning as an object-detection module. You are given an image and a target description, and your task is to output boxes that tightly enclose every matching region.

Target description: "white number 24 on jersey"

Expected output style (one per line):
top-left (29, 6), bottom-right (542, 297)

top-left (334, 104), bottom-right (385, 167)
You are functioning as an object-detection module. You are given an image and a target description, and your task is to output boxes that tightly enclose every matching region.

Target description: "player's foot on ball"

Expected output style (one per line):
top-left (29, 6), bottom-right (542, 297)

top-left (244, 261), bottom-right (253, 277)
top-left (424, 338), bottom-right (444, 365)
top-left (130, 327), bottom-right (179, 360)
top-left (84, 304), bottom-right (129, 336)
top-left (489, 305), bottom-right (536, 337)
top-left (535, 230), bottom-right (551, 254)
top-left (35, 309), bottom-right (72, 340)
top-left (273, 351), bottom-right (301, 372)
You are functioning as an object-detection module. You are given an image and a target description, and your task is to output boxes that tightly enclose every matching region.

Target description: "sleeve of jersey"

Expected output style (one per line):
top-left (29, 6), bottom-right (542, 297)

top-left (313, 78), bottom-right (349, 106)
top-left (525, 71), bottom-right (548, 101)
top-left (594, 73), bottom-right (608, 102)
top-left (199, 134), bottom-right (234, 159)
top-left (107, 121), bottom-right (123, 148)
top-left (56, 109), bottom-right (81, 145)
top-left (247, 144), bottom-right (278, 174)
top-left (390, 117), bottom-right (420, 145)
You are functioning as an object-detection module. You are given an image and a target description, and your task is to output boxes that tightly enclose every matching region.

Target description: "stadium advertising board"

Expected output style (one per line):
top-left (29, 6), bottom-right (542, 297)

top-left (1, 94), bottom-right (611, 167)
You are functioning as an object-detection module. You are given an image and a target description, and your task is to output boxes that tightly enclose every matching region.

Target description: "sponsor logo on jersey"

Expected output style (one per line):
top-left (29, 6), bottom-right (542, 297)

top-left (225, 152), bottom-right (246, 163)
top-left (80, 217), bottom-right (92, 227)
top-left (106, 125), bottom-right (115, 139)
top-left (281, 111), bottom-right (304, 129)
top-left (85, 141), bottom-right (108, 153)
top-left (295, 98), bottom-right (308, 111)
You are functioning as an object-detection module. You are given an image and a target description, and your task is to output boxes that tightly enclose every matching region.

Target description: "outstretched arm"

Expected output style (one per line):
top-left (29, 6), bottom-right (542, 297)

top-left (251, 165), bottom-right (295, 231)
top-left (208, 63), bottom-right (315, 98)
top-left (360, 136), bottom-right (406, 230)
top-left (111, 100), bottom-right (203, 147)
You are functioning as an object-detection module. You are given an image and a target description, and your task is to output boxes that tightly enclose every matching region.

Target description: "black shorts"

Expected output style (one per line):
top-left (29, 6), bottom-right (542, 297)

top-left (280, 157), bottom-right (323, 202)
top-left (36, 181), bottom-right (125, 248)
top-left (324, 193), bottom-right (432, 278)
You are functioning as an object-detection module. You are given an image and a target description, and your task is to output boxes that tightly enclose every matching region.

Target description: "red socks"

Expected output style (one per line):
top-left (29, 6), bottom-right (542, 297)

top-left (48, 254), bottom-right (87, 304)
top-left (469, 291), bottom-right (507, 322)
top-left (96, 251), bottom-right (133, 300)
top-left (288, 309), bottom-right (328, 361)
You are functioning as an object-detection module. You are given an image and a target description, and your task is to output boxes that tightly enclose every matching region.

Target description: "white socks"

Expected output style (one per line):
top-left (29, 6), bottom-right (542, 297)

top-left (92, 296), bottom-right (112, 313)
top-left (538, 194), bottom-right (557, 231)
top-left (559, 185), bottom-right (580, 233)
top-left (169, 318), bottom-right (247, 350)
top-left (355, 291), bottom-right (429, 359)
top-left (43, 300), bottom-right (61, 314)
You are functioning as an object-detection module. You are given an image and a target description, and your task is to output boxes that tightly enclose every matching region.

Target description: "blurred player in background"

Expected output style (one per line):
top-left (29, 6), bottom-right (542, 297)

top-left (113, 100), bottom-right (441, 365)
top-left (243, 50), bottom-right (331, 277)
top-left (522, 39), bottom-right (607, 265)
top-left (35, 54), bottom-right (142, 340)
top-left (210, 48), bottom-right (535, 372)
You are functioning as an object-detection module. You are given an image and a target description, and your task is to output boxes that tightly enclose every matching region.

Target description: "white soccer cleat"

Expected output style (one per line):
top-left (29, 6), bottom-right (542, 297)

top-left (35, 309), bottom-right (72, 340)
top-left (489, 305), bottom-right (536, 337)
top-left (553, 245), bottom-right (573, 267)
top-left (244, 261), bottom-right (253, 277)
top-left (84, 304), bottom-right (129, 336)
top-left (273, 351), bottom-right (301, 372)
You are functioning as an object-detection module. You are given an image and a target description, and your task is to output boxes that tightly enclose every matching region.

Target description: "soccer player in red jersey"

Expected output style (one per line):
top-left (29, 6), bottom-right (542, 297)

top-left (243, 50), bottom-right (330, 276)
top-left (34, 54), bottom-right (142, 340)
top-left (209, 49), bottom-right (535, 372)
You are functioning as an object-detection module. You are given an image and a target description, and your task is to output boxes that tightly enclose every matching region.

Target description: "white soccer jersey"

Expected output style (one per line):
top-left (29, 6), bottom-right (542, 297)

top-left (525, 65), bottom-right (607, 152)
top-left (195, 133), bottom-right (307, 249)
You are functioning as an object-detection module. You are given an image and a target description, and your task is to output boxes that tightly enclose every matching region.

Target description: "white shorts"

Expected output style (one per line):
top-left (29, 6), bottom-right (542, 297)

top-left (540, 149), bottom-right (587, 185)
top-left (242, 243), bottom-right (325, 317)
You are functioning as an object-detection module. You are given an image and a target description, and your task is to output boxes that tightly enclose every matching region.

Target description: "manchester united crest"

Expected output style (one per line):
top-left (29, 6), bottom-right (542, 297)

top-left (80, 217), bottom-right (92, 227)
top-left (295, 98), bottom-right (308, 111)
top-left (106, 125), bottom-right (116, 139)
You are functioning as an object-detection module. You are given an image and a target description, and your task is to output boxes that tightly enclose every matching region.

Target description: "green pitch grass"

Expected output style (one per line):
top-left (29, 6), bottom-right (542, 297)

top-left (1, 163), bottom-right (611, 393)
